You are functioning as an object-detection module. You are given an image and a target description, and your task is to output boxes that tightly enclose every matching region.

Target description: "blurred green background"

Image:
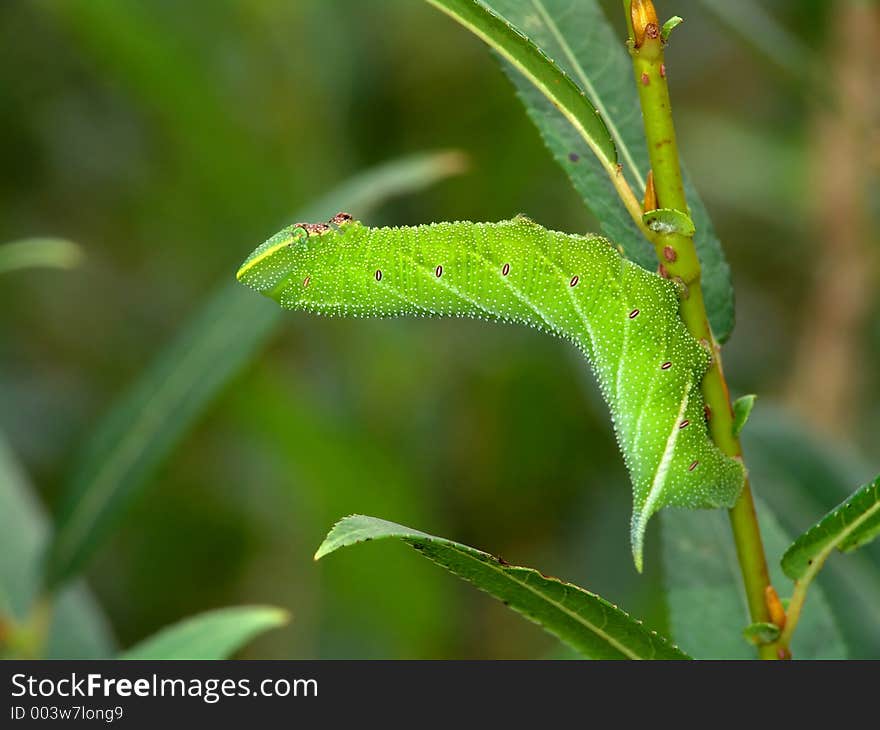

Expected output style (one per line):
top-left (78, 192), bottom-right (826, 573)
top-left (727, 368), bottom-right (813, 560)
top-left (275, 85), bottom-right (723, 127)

top-left (1, 0), bottom-right (878, 658)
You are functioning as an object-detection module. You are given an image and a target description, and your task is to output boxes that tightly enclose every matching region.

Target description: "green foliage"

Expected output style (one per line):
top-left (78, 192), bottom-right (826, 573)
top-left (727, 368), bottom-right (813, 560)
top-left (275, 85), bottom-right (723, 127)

top-left (743, 408), bottom-right (880, 657)
top-left (732, 394), bottom-right (757, 437)
top-left (782, 476), bottom-right (880, 580)
top-left (316, 515), bottom-right (688, 659)
top-left (662, 499), bottom-right (845, 659)
top-left (485, 0), bottom-right (736, 342)
top-left (642, 208), bottom-right (696, 237)
top-left (3, 0), bottom-right (874, 662)
top-left (0, 238), bottom-right (81, 275)
top-left (0, 433), bottom-right (113, 659)
top-left (742, 622), bottom-right (781, 646)
top-left (660, 17), bottom-right (685, 43)
top-left (120, 606), bottom-right (288, 660)
top-left (427, 0), bottom-right (616, 167)
top-left (43, 153), bottom-right (463, 590)
top-left (238, 217), bottom-right (745, 568)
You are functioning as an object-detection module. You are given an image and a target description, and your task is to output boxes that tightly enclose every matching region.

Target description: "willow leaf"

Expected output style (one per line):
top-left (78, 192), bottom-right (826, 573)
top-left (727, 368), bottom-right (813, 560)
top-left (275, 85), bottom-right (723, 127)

top-left (121, 606), bottom-right (288, 660)
top-left (0, 238), bottom-right (82, 275)
top-left (661, 17), bottom-right (684, 43)
top-left (0, 434), bottom-right (113, 659)
top-left (782, 476), bottom-right (880, 581)
top-left (742, 622), bottom-right (780, 647)
top-left (44, 151), bottom-right (463, 590)
top-left (238, 217), bottom-right (745, 568)
top-left (316, 515), bottom-right (688, 659)
top-left (643, 209), bottom-right (696, 238)
top-left (742, 406), bottom-right (880, 658)
top-left (485, 0), bottom-right (736, 343)
top-left (426, 0), bottom-right (616, 169)
top-left (731, 394), bottom-right (756, 437)
top-left (663, 499), bottom-right (846, 659)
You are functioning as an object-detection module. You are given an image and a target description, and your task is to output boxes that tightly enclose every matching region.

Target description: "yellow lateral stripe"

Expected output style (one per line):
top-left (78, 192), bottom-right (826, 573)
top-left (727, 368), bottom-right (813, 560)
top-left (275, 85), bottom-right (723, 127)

top-left (235, 232), bottom-right (297, 280)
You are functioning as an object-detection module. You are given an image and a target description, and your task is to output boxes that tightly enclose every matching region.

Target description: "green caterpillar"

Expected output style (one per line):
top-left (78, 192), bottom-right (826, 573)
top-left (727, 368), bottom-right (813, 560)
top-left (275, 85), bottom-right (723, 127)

top-left (237, 214), bottom-right (745, 569)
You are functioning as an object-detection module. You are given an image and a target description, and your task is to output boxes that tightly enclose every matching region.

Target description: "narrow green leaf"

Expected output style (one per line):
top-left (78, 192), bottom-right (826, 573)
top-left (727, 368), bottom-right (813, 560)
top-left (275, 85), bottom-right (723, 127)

top-left (782, 476), bottom-right (880, 581)
top-left (486, 0), bottom-right (736, 342)
top-left (426, 0), bottom-right (616, 168)
top-left (0, 433), bottom-right (114, 659)
top-left (660, 16), bottom-right (684, 43)
top-left (743, 406), bottom-right (880, 658)
top-left (44, 152), bottom-right (464, 590)
top-left (742, 622), bottom-right (780, 646)
top-left (239, 217), bottom-right (745, 568)
top-left (642, 208), bottom-right (696, 237)
top-left (732, 394), bottom-right (756, 437)
top-left (316, 515), bottom-right (688, 660)
top-left (0, 238), bottom-right (82, 275)
top-left (120, 606), bottom-right (288, 660)
top-left (662, 498), bottom-right (846, 659)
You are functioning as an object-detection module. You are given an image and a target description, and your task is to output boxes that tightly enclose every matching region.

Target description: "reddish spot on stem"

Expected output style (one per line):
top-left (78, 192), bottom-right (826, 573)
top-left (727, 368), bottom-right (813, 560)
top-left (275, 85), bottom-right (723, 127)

top-left (569, 275), bottom-right (579, 287)
top-left (660, 63), bottom-right (667, 78)
top-left (641, 72), bottom-right (650, 86)
top-left (658, 264), bottom-right (670, 279)
top-left (663, 246), bottom-right (677, 263)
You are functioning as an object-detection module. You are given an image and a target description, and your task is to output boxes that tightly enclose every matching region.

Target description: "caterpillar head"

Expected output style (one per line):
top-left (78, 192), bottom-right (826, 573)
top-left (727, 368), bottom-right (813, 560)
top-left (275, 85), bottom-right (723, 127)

top-left (236, 212), bottom-right (359, 289)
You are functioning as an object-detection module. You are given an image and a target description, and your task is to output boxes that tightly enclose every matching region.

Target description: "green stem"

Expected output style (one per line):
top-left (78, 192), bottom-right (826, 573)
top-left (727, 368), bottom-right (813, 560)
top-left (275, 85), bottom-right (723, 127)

top-left (778, 566), bottom-right (818, 651)
top-left (623, 0), bottom-right (781, 660)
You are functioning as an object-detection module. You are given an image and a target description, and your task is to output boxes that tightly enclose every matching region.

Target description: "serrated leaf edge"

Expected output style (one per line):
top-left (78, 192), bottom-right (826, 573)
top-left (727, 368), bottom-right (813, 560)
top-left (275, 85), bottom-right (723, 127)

top-left (316, 514), bottom-right (689, 660)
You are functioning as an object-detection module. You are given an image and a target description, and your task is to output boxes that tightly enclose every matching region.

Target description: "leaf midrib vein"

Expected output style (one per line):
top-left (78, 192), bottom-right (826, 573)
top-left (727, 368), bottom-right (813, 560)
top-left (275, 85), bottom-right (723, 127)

top-left (435, 540), bottom-right (646, 659)
top-left (529, 0), bottom-right (645, 189)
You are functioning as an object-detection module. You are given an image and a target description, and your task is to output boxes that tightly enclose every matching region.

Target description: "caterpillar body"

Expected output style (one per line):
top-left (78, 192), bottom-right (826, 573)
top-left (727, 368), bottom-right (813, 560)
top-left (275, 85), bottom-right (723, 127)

top-left (237, 215), bottom-right (744, 569)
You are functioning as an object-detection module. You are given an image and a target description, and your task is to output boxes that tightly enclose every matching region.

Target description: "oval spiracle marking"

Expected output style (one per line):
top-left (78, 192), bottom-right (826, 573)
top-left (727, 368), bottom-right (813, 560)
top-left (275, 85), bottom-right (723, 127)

top-left (569, 275), bottom-right (579, 287)
top-left (303, 275), bottom-right (311, 288)
top-left (688, 460), bottom-right (700, 472)
top-left (375, 269), bottom-right (382, 282)
top-left (435, 265), bottom-right (443, 278)
top-left (502, 263), bottom-right (510, 277)
top-left (678, 420), bottom-right (690, 429)
top-left (629, 308), bottom-right (640, 319)
top-left (661, 361), bottom-right (672, 370)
